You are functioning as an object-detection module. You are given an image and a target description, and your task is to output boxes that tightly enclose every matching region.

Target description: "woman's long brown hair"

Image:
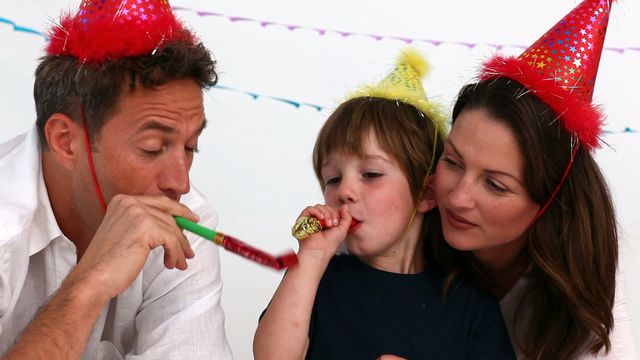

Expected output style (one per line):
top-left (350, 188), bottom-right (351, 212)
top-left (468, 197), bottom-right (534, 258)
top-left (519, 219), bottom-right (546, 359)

top-left (428, 78), bottom-right (617, 359)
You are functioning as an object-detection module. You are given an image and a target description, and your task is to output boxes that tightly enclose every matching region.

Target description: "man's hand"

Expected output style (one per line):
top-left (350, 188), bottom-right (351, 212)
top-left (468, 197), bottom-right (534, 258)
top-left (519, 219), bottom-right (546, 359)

top-left (2, 194), bottom-right (200, 360)
top-left (72, 194), bottom-right (200, 301)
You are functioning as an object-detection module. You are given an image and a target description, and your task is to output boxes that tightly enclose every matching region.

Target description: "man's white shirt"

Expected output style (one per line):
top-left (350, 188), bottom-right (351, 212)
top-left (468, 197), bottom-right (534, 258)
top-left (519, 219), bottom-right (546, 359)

top-left (0, 127), bottom-right (232, 359)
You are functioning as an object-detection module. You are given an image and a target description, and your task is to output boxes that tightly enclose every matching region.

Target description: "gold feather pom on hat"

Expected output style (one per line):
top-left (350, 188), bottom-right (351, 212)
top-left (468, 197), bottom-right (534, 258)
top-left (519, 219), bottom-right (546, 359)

top-left (348, 47), bottom-right (448, 138)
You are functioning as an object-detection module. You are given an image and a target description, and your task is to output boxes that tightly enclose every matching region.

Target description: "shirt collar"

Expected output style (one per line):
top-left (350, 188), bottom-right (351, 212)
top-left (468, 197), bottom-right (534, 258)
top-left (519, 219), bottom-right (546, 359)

top-left (0, 126), bottom-right (66, 256)
top-left (31, 160), bottom-right (66, 256)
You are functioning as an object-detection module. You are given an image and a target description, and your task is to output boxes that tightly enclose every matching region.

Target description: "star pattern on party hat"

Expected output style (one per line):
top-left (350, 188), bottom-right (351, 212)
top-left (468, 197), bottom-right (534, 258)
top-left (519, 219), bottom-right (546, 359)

top-left (47, 0), bottom-right (193, 63)
top-left (348, 47), bottom-right (448, 138)
top-left (481, 0), bottom-right (612, 150)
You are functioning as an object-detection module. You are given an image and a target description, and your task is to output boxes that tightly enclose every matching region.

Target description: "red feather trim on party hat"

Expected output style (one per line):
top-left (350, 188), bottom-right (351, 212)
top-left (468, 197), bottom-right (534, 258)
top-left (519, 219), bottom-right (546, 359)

top-left (481, 55), bottom-right (604, 150)
top-left (478, 0), bottom-right (612, 151)
top-left (46, 0), bottom-right (193, 63)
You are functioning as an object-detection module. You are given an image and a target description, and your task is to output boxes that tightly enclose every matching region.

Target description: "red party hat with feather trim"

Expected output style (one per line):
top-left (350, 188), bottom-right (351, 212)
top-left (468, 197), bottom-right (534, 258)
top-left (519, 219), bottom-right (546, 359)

top-left (47, 0), bottom-right (193, 63)
top-left (480, 0), bottom-right (612, 150)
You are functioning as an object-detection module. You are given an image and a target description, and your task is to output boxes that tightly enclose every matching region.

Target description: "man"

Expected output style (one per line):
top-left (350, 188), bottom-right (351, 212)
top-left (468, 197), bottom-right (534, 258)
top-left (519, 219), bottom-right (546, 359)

top-left (0, 0), bottom-right (232, 358)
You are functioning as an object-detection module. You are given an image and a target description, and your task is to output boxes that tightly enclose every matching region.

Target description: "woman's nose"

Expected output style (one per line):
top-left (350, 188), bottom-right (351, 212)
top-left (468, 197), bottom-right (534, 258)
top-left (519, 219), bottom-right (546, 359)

top-left (448, 176), bottom-right (475, 209)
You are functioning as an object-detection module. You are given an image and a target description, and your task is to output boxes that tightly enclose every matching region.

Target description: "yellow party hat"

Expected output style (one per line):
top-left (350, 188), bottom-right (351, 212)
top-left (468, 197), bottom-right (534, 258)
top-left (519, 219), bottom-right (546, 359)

top-left (348, 47), bottom-right (448, 137)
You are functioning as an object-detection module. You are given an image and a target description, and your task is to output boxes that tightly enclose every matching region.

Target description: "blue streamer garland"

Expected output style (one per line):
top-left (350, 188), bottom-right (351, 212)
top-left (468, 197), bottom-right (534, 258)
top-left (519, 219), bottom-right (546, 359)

top-left (0, 14), bottom-right (637, 134)
top-left (0, 16), bottom-right (47, 37)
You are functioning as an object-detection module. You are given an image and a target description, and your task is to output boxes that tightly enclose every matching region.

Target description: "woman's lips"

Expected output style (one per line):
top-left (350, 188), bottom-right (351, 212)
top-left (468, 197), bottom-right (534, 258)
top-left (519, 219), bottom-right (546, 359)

top-left (445, 209), bottom-right (477, 230)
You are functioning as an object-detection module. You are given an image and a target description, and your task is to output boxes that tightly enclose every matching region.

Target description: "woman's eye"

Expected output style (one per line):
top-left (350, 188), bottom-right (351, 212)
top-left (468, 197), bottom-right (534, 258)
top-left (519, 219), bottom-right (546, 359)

top-left (186, 146), bottom-right (200, 154)
top-left (486, 179), bottom-right (508, 194)
top-left (441, 155), bottom-right (460, 168)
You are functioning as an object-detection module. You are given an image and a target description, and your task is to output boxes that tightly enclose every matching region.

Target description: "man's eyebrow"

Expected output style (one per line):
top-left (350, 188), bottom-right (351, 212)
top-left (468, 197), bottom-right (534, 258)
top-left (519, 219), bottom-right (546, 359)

top-left (138, 121), bottom-right (177, 134)
top-left (137, 118), bottom-right (207, 134)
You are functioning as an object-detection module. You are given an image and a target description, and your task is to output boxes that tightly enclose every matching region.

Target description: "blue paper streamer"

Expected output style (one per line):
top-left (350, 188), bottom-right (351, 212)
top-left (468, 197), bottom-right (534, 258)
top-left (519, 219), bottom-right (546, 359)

top-left (214, 85), bottom-right (325, 112)
top-left (0, 16), bottom-right (47, 38)
top-left (0, 14), bottom-right (637, 133)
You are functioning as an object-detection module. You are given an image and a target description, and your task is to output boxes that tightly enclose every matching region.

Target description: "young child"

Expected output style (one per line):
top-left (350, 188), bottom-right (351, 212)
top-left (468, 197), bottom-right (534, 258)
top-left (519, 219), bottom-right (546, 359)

top-left (253, 49), bottom-right (515, 359)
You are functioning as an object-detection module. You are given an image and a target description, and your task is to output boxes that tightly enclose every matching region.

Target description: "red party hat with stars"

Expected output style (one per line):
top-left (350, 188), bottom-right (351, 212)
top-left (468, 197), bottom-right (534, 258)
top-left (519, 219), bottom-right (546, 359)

top-left (480, 0), bottom-right (612, 150)
top-left (46, 0), bottom-right (194, 63)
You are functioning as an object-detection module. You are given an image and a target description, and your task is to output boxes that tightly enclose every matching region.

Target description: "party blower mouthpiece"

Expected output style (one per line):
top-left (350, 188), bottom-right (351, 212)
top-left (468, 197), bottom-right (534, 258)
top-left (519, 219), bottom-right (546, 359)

top-left (291, 216), bottom-right (358, 241)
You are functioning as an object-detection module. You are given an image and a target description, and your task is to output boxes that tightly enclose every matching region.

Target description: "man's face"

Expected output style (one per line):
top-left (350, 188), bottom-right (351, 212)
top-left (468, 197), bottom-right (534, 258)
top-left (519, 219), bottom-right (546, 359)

top-left (84, 79), bottom-right (206, 206)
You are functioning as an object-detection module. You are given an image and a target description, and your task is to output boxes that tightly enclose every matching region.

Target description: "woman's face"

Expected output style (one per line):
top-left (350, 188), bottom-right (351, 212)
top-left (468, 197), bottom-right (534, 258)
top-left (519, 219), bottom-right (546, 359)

top-left (434, 108), bottom-right (540, 264)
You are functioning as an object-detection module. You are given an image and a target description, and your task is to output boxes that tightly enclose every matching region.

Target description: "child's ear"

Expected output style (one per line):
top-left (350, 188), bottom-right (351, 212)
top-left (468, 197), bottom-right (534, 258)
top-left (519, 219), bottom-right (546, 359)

top-left (416, 175), bottom-right (437, 212)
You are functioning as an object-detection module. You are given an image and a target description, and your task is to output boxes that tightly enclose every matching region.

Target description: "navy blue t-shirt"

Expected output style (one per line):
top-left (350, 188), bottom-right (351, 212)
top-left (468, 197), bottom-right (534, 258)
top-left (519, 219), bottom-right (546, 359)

top-left (305, 254), bottom-right (515, 360)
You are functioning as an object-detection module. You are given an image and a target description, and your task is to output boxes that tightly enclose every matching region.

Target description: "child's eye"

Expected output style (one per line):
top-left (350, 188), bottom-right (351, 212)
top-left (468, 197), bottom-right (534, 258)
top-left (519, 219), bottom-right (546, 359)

top-left (363, 172), bottom-right (383, 179)
top-left (324, 177), bottom-right (341, 186)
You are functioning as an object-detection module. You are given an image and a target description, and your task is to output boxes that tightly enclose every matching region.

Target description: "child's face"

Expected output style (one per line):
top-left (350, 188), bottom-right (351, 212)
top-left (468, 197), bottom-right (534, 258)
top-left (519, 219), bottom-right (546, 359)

top-left (320, 132), bottom-right (421, 257)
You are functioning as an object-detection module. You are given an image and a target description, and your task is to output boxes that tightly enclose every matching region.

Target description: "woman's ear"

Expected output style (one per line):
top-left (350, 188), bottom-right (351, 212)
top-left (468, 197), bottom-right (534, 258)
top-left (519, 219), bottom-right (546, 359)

top-left (416, 175), bottom-right (437, 212)
top-left (43, 113), bottom-right (83, 170)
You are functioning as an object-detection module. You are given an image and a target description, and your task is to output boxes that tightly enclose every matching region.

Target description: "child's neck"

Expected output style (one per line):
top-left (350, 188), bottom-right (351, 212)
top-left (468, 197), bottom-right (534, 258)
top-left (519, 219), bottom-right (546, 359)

top-left (360, 235), bottom-right (425, 274)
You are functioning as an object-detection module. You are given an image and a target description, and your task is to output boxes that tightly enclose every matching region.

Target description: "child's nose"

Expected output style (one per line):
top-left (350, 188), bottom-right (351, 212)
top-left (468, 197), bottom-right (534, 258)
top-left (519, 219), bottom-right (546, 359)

top-left (337, 178), bottom-right (358, 203)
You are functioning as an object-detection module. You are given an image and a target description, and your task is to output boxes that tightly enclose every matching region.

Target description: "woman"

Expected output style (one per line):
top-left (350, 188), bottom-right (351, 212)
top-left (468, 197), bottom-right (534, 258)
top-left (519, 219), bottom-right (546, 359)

top-left (431, 77), bottom-right (637, 359)
top-left (428, 0), bottom-right (637, 358)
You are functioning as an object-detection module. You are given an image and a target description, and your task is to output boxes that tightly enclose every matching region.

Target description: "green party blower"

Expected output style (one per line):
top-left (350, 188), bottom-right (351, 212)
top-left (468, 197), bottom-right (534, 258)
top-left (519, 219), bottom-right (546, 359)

top-left (174, 216), bottom-right (298, 270)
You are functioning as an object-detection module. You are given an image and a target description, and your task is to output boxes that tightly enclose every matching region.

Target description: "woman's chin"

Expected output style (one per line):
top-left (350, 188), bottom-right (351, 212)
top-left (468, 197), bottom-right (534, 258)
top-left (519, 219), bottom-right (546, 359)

top-left (443, 233), bottom-right (478, 252)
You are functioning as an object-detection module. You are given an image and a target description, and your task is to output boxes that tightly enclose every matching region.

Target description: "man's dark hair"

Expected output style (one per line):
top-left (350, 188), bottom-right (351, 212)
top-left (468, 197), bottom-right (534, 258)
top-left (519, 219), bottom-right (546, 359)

top-left (34, 33), bottom-right (217, 148)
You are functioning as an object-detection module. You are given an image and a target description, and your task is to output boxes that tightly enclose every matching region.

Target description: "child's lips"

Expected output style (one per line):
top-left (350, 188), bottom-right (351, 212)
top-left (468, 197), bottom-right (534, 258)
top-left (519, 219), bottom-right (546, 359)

top-left (318, 218), bottom-right (359, 231)
top-left (348, 219), bottom-right (361, 234)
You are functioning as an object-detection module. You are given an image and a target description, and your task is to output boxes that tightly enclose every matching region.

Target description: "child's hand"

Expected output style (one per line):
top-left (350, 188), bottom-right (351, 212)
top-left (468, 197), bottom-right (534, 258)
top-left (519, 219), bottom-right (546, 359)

top-left (295, 204), bottom-right (352, 260)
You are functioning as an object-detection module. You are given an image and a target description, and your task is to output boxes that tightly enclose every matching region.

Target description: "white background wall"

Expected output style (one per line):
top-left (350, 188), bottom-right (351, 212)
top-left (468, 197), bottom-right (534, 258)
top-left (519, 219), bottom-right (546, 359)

top-left (1, 0), bottom-right (638, 358)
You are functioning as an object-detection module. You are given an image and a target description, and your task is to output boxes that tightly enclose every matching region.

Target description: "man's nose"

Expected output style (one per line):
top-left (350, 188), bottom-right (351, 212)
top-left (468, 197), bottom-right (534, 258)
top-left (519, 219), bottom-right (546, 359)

top-left (158, 154), bottom-right (191, 200)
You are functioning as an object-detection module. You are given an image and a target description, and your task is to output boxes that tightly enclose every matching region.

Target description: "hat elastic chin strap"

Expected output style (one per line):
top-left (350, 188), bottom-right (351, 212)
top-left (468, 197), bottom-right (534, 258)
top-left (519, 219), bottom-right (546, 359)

top-left (529, 143), bottom-right (579, 225)
top-left (81, 109), bottom-right (107, 213)
top-left (404, 123), bottom-right (441, 234)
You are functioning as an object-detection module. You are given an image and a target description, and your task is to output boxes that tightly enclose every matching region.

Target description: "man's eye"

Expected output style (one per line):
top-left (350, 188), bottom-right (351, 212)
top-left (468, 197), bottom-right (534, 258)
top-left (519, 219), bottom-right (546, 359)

top-left (142, 149), bottom-right (163, 156)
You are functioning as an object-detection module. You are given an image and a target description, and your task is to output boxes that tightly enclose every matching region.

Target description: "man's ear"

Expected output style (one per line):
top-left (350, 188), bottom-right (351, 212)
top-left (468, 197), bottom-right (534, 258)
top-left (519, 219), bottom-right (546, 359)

top-left (416, 175), bottom-right (437, 212)
top-left (43, 113), bottom-right (83, 170)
